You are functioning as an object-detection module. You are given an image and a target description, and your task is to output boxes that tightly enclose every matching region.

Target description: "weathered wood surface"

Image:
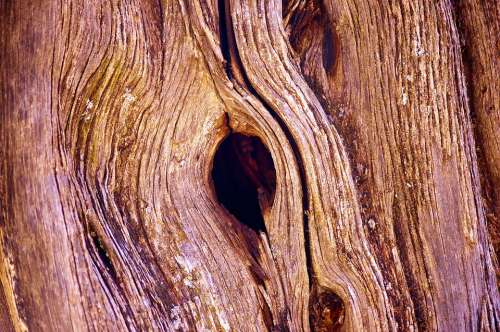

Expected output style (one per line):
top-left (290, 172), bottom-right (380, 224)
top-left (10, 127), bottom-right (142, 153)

top-left (455, 0), bottom-right (500, 268)
top-left (0, 0), bottom-right (498, 331)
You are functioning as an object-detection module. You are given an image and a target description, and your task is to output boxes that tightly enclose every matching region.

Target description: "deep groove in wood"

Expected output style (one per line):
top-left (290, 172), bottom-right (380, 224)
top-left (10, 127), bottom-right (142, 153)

top-left (212, 133), bottom-right (276, 234)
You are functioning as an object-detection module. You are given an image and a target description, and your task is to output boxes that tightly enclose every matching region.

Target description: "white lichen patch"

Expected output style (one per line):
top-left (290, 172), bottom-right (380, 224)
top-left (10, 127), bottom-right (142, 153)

top-left (82, 99), bottom-right (94, 121)
top-left (123, 88), bottom-right (136, 108)
top-left (202, 108), bottom-right (227, 135)
top-left (169, 305), bottom-right (182, 330)
top-left (183, 275), bottom-right (195, 288)
top-left (6, 254), bottom-right (16, 281)
top-left (217, 310), bottom-right (231, 332)
top-left (19, 318), bottom-right (29, 332)
top-left (413, 34), bottom-right (426, 57)
top-left (367, 218), bottom-right (376, 229)
top-left (120, 88), bottom-right (136, 118)
top-left (175, 255), bottom-right (197, 274)
top-left (415, 45), bottom-right (426, 57)
top-left (401, 87), bottom-right (409, 106)
top-left (172, 273), bottom-right (182, 283)
top-left (143, 298), bottom-right (151, 308)
top-left (85, 99), bottom-right (94, 110)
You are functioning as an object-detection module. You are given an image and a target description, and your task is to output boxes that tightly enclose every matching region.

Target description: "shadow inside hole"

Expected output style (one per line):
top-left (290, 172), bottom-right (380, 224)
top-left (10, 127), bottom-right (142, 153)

top-left (310, 286), bottom-right (345, 331)
top-left (322, 25), bottom-right (340, 75)
top-left (87, 224), bottom-right (117, 280)
top-left (212, 133), bottom-right (276, 233)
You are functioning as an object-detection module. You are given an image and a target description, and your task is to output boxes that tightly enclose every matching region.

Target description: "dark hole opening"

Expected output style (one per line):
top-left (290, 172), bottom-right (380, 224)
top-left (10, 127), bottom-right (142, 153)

top-left (88, 224), bottom-right (117, 280)
top-left (310, 286), bottom-right (345, 331)
top-left (322, 25), bottom-right (339, 75)
top-left (212, 133), bottom-right (276, 233)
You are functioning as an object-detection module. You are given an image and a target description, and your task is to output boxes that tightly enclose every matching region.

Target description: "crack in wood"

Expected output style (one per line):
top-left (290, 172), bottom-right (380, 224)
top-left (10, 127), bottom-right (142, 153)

top-left (2, 0), bottom-right (498, 330)
top-left (216, 0), bottom-right (348, 330)
top-left (87, 222), bottom-right (118, 282)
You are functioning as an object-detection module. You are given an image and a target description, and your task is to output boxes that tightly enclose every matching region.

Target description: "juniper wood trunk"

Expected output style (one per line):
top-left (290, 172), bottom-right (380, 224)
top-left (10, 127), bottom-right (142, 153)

top-left (1, 0), bottom-right (499, 331)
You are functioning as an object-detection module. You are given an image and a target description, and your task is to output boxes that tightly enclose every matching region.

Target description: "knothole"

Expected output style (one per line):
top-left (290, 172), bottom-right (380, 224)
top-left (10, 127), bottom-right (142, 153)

top-left (211, 133), bottom-right (276, 233)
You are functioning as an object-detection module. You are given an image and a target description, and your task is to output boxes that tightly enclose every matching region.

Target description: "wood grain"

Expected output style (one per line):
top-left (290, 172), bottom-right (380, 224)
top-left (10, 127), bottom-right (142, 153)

top-left (1, 0), bottom-right (498, 331)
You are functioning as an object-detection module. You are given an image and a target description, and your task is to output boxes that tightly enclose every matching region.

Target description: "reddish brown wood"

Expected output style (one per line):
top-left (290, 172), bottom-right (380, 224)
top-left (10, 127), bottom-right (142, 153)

top-left (1, 0), bottom-right (498, 331)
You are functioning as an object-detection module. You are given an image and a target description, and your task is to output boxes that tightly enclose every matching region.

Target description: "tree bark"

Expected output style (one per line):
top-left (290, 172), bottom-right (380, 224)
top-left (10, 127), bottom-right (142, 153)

top-left (0, 0), bottom-right (498, 331)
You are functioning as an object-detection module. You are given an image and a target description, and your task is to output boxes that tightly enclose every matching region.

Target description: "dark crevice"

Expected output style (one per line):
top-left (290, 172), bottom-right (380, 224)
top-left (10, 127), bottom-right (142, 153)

top-left (217, 1), bottom-right (346, 329)
top-left (322, 25), bottom-right (340, 75)
top-left (216, 3), bottom-right (283, 329)
top-left (219, 0), bottom-right (314, 281)
top-left (451, 1), bottom-right (500, 284)
top-left (217, 0), bottom-right (232, 80)
top-left (212, 133), bottom-right (276, 233)
top-left (285, 0), bottom-right (343, 118)
top-left (283, 2), bottom-right (348, 330)
top-left (392, 201), bottom-right (428, 330)
top-left (87, 223), bottom-right (118, 281)
top-left (218, 0), bottom-right (248, 87)
top-left (462, 52), bottom-right (500, 274)
top-left (79, 206), bottom-right (139, 330)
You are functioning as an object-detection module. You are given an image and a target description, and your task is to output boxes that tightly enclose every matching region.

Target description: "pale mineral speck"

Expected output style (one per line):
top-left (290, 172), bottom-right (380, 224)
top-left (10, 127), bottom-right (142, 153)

top-left (183, 275), bottom-right (195, 288)
top-left (123, 88), bottom-right (136, 107)
top-left (216, 309), bottom-right (231, 332)
top-left (415, 47), bottom-right (425, 57)
top-left (367, 218), bottom-right (376, 229)
top-left (83, 99), bottom-right (94, 120)
top-left (7, 255), bottom-right (16, 280)
top-left (19, 318), bottom-right (29, 332)
top-left (170, 305), bottom-right (182, 330)
top-left (401, 88), bottom-right (408, 106)
top-left (172, 273), bottom-right (182, 283)
top-left (85, 99), bottom-right (94, 110)
top-left (175, 255), bottom-right (197, 273)
top-left (143, 298), bottom-right (151, 307)
top-left (414, 36), bottom-right (426, 57)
